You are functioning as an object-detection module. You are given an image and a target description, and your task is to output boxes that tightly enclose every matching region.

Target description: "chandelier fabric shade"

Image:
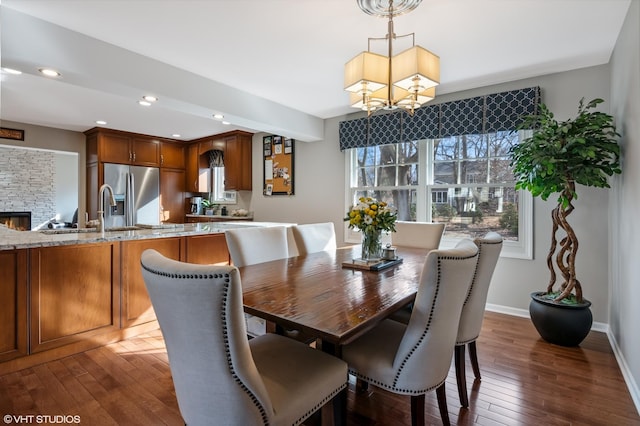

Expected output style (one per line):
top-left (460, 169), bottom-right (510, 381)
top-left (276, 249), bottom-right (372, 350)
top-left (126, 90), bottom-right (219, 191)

top-left (344, 51), bottom-right (389, 95)
top-left (344, 0), bottom-right (440, 115)
top-left (392, 45), bottom-right (440, 92)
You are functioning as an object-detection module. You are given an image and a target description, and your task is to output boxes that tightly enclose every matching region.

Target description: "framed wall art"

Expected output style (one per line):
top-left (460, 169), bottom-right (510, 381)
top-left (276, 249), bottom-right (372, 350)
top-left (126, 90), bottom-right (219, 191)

top-left (263, 135), bottom-right (294, 195)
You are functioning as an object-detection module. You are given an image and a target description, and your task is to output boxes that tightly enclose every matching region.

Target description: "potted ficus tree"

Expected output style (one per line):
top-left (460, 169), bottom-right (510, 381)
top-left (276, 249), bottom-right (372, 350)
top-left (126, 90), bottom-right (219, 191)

top-left (510, 98), bottom-right (621, 346)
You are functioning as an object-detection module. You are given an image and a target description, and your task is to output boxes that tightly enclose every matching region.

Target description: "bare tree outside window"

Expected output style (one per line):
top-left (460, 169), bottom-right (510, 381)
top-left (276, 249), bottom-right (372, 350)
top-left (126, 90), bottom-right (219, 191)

top-left (349, 131), bottom-right (522, 242)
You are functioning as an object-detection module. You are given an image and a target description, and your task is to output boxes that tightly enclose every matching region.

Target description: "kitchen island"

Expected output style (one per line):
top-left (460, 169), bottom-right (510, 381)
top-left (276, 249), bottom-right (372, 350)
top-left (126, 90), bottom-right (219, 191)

top-left (0, 221), bottom-right (277, 374)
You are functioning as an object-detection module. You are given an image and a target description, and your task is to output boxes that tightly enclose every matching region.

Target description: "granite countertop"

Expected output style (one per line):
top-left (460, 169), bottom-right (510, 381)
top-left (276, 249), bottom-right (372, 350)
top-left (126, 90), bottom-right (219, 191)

top-left (186, 214), bottom-right (254, 220)
top-left (0, 221), bottom-right (270, 250)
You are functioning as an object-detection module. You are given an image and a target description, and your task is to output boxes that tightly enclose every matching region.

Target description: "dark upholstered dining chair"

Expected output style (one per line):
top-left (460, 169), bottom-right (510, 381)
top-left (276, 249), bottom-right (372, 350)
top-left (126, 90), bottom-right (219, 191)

top-left (140, 249), bottom-right (348, 426)
top-left (341, 239), bottom-right (479, 426)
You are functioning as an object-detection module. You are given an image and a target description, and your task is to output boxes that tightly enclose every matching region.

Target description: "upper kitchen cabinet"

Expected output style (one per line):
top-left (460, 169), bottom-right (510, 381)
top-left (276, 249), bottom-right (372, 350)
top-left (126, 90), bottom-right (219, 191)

top-left (160, 142), bottom-right (185, 169)
top-left (85, 128), bottom-right (160, 167)
top-left (224, 131), bottom-right (253, 191)
top-left (186, 130), bottom-right (253, 193)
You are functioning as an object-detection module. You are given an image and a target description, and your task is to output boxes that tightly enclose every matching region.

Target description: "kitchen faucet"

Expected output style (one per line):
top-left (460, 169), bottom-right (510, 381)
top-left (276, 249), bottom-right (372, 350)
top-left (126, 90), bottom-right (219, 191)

top-left (98, 183), bottom-right (116, 233)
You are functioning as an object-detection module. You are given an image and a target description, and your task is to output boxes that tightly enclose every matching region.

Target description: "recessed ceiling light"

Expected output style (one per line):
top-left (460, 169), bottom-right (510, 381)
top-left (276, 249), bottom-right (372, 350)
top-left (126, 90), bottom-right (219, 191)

top-left (222, 121), bottom-right (231, 125)
top-left (96, 120), bottom-right (107, 125)
top-left (39, 68), bottom-right (61, 77)
top-left (143, 95), bottom-right (158, 102)
top-left (138, 100), bottom-right (151, 106)
top-left (172, 134), bottom-right (181, 138)
top-left (2, 67), bottom-right (22, 75)
top-left (213, 114), bottom-right (224, 120)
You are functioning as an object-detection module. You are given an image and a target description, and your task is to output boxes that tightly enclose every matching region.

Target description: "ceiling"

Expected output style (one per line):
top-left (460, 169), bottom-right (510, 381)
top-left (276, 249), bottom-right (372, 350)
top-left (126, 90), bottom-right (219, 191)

top-left (0, 0), bottom-right (632, 142)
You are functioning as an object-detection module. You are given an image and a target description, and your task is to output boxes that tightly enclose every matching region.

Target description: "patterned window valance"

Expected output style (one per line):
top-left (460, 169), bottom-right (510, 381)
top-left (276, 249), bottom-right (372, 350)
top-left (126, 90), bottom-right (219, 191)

top-left (339, 86), bottom-right (540, 150)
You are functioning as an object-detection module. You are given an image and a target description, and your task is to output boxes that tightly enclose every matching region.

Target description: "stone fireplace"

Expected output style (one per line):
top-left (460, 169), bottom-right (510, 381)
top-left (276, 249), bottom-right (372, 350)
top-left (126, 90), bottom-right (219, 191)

top-left (0, 145), bottom-right (56, 230)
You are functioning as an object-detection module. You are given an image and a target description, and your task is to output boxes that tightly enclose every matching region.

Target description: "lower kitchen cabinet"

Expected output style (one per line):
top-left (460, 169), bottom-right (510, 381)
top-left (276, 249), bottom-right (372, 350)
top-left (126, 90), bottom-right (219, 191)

top-left (0, 250), bottom-right (27, 362)
top-left (185, 233), bottom-right (230, 265)
top-left (29, 243), bottom-right (121, 353)
top-left (121, 237), bottom-right (183, 327)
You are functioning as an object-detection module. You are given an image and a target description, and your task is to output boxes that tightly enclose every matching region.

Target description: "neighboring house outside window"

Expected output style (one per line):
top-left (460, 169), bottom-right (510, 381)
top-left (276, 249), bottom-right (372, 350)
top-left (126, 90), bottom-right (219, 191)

top-left (345, 130), bottom-right (532, 259)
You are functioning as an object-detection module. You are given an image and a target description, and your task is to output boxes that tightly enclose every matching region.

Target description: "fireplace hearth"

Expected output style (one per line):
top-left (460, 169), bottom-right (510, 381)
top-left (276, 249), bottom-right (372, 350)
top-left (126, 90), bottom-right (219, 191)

top-left (0, 211), bottom-right (32, 231)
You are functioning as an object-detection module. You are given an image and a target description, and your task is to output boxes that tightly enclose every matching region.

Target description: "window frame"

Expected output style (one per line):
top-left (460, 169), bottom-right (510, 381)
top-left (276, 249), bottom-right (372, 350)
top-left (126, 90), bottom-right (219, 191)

top-left (344, 133), bottom-right (533, 260)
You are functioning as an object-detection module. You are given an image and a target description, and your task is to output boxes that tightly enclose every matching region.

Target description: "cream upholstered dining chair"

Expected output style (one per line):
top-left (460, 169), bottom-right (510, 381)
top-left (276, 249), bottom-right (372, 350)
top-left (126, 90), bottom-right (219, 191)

top-left (391, 221), bottom-right (446, 249)
top-left (455, 232), bottom-right (503, 407)
top-left (225, 226), bottom-right (290, 337)
top-left (388, 221), bottom-right (447, 324)
top-left (290, 222), bottom-right (337, 255)
top-left (341, 239), bottom-right (479, 426)
top-left (140, 249), bottom-right (348, 426)
top-left (224, 225), bottom-right (289, 268)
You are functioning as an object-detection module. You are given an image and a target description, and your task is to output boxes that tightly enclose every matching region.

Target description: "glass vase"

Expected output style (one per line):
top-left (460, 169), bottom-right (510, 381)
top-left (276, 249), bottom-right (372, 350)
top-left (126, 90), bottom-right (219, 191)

top-left (361, 229), bottom-right (382, 261)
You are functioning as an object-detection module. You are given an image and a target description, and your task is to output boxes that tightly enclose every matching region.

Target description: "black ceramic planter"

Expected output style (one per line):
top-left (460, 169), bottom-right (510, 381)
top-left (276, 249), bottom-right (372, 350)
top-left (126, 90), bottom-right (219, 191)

top-left (529, 291), bottom-right (593, 347)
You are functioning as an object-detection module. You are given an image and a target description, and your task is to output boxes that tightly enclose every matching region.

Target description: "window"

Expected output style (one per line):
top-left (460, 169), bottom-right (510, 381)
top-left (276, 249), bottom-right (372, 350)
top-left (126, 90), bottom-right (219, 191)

top-left (345, 130), bottom-right (532, 259)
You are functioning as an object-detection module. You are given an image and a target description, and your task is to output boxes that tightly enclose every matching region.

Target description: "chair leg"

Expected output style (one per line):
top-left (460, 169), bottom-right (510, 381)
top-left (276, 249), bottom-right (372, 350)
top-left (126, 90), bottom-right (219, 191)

top-left (469, 341), bottom-right (481, 379)
top-left (410, 394), bottom-right (425, 426)
top-left (455, 344), bottom-right (469, 407)
top-left (333, 387), bottom-right (348, 426)
top-left (435, 383), bottom-right (450, 426)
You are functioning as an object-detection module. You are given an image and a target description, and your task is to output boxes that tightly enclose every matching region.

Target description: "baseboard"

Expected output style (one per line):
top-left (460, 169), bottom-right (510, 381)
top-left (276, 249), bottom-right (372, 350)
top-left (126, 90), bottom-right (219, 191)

top-left (607, 331), bottom-right (640, 415)
top-left (485, 303), bottom-right (609, 332)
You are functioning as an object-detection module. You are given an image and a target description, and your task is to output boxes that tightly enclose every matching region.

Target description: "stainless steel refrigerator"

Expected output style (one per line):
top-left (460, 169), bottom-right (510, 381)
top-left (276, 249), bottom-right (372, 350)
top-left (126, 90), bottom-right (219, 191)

top-left (102, 163), bottom-right (160, 228)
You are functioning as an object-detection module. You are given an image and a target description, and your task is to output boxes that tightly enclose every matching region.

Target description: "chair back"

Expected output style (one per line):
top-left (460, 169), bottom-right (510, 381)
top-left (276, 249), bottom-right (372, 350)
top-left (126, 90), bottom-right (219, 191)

top-left (225, 226), bottom-right (289, 267)
top-left (391, 221), bottom-right (446, 250)
top-left (393, 239), bottom-right (478, 390)
top-left (457, 232), bottom-right (503, 344)
top-left (291, 222), bottom-right (337, 255)
top-left (140, 249), bottom-right (274, 425)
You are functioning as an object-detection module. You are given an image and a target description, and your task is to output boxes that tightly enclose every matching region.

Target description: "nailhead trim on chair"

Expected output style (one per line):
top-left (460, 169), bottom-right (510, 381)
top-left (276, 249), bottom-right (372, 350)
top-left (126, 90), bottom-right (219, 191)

top-left (292, 383), bottom-right (347, 426)
top-left (457, 238), bottom-right (502, 345)
top-left (378, 252), bottom-right (478, 394)
top-left (141, 263), bottom-right (271, 425)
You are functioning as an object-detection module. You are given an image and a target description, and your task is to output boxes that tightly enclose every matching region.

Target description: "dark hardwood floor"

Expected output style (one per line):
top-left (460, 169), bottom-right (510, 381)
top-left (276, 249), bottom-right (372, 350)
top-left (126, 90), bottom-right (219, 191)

top-left (1, 312), bottom-right (638, 425)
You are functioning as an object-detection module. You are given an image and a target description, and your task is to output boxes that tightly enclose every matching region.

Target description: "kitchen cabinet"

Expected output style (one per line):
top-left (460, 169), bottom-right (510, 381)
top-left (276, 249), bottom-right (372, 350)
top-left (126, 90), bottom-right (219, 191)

top-left (29, 243), bottom-right (121, 353)
top-left (185, 142), bottom-right (210, 193)
top-left (86, 128), bottom-right (183, 221)
top-left (185, 233), bottom-right (230, 265)
top-left (198, 138), bottom-right (225, 155)
top-left (121, 237), bottom-right (183, 327)
top-left (186, 130), bottom-right (253, 193)
top-left (0, 250), bottom-right (27, 362)
top-left (87, 128), bottom-right (160, 166)
top-left (224, 132), bottom-right (252, 190)
top-left (160, 141), bottom-right (185, 169)
top-left (160, 168), bottom-right (185, 223)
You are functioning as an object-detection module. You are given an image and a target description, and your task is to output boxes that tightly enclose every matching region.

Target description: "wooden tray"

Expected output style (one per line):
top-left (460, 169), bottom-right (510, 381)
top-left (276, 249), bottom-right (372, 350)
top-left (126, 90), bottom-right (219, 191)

top-left (342, 257), bottom-right (403, 271)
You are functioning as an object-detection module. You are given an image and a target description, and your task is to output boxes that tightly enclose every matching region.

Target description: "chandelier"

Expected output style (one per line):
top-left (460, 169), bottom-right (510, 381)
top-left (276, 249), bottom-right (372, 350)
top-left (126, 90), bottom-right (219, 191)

top-left (344, 0), bottom-right (439, 115)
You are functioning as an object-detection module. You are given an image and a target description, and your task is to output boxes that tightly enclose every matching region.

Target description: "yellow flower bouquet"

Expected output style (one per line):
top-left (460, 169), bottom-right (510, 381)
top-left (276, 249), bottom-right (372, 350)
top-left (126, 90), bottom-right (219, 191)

top-left (345, 197), bottom-right (397, 260)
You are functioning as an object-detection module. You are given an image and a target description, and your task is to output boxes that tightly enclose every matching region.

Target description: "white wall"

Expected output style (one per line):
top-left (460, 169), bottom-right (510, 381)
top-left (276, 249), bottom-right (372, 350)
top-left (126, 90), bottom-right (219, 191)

top-left (610, 0), bottom-right (640, 411)
top-left (251, 65), bottom-right (614, 325)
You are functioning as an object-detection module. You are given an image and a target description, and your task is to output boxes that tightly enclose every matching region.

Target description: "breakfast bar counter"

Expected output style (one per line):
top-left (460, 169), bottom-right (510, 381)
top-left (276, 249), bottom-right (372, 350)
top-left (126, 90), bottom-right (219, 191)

top-left (0, 221), bottom-right (261, 250)
top-left (0, 221), bottom-right (283, 374)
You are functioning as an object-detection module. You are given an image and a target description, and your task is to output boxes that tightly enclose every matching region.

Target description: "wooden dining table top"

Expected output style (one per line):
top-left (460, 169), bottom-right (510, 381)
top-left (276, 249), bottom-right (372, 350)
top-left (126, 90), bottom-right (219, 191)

top-left (238, 244), bottom-right (430, 348)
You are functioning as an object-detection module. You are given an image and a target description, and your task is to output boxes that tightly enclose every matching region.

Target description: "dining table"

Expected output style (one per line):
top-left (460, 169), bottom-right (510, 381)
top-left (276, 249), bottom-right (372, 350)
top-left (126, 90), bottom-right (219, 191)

top-left (238, 244), bottom-right (430, 425)
top-left (239, 244), bottom-right (430, 356)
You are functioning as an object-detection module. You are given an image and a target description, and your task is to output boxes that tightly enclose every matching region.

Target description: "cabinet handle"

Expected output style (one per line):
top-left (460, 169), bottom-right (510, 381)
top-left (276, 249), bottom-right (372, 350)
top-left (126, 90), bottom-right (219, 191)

top-left (133, 152), bottom-right (136, 162)
top-left (161, 154), bottom-right (164, 166)
top-left (129, 151), bottom-right (132, 162)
